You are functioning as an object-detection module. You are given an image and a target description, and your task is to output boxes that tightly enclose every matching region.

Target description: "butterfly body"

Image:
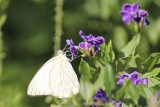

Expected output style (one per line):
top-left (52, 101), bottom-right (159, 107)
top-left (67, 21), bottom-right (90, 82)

top-left (27, 50), bottom-right (80, 98)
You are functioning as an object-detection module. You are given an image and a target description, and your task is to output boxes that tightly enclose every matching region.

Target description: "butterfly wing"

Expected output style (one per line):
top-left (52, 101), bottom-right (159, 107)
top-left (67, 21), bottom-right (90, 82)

top-left (49, 55), bottom-right (80, 98)
top-left (27, 57), bottom-right (60, 96)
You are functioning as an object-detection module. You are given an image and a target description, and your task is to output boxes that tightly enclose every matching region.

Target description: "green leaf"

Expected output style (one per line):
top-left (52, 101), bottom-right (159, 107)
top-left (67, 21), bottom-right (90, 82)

top-left (124, 81), bottom-right (139, 105)
top-left (116, 86), bottom-right (125, 100)
top-left (141, 85), bottom-right (153, 99)
top-left (119, 33), bottom-right (141, 58)
top-left (137, 85), bottom-right (147, 99)
top-left (135, 55), bottom-right (145, 71)
top-left (80, 76), bottom-right (93, 103)
top-left (116, 56), bottom-right (137, 71)
top-left (148, 78), bottom-right (160, 87)
top-left (100, 43), bottom-right (106, 57)
top-left (79, 58), bottom-right (90, 80)
top-left (116, 57), bottom-right (131, 71)
top-left (104, 40), bottom-right (115, 63)
top-left (142, 68), bottom-right (160, 78)
top-left (141, 53), bottom-right (160, 72)
top-left (137, 84), bottom-right (153, 100)
top-left (94, 64), bottom-right (115, 96)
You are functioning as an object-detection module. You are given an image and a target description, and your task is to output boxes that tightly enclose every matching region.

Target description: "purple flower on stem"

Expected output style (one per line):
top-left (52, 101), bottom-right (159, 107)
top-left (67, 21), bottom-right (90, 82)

top-left (79, 30), bottom-right (105, 56)
top-left (136, 10), bottom-right (149, 26)
top-left (66, 39), bottom-right (79, 60)
top-left (120, 3), bottom-right (150, 26)
top-left (79, 30), bottom-right (105, 46)
top-left (120, 3), bottom-right (140, 25)
top-left (79, 42), bottom-right (100, 56)
top-left (94, 88), bottom-right (109, 104)
top-left (117, 71), bottom-right (148, 86)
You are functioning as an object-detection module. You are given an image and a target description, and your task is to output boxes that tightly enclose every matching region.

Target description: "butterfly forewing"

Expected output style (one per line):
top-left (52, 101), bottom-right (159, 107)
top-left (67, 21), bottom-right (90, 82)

top-left (49, 55), bottom-right (80, 98)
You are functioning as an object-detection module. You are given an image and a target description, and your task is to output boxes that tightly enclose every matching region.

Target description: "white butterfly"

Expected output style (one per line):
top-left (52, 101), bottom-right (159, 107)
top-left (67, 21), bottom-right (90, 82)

top-left (27, 50), bottom-right (80, 98)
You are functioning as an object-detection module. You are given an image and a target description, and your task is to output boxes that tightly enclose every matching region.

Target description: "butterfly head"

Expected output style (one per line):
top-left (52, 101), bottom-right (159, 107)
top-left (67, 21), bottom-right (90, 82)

top-left (57, 50), bottom-right (64, 55)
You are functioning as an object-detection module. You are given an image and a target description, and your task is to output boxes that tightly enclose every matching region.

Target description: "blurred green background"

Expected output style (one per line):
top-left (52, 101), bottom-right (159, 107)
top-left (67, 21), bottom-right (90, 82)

top-left (0, 0), bottom-right (160, 107)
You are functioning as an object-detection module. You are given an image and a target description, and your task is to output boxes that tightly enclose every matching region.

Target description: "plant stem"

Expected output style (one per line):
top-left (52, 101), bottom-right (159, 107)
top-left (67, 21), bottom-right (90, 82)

top-left (54, 0), bottom-right (64, 56)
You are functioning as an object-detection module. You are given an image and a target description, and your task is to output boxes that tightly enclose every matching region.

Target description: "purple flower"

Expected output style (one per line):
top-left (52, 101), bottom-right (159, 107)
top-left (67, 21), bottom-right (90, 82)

top-left (117, 71), bottom-right (148, 86)
top-left (111, 98), bottom-right (122, 107)
top-left (129, 71), bottom-right (148, 86)
top-left (129, 71), bottom-right (139, 85)
top-left (134, 10), bottom-right (150, 26)
top-left (120, 3), bottom-right (150, 26)
top-left (117, 73), bottom-right (129, 85)
top-left (94, 88), bottom-right (109, 104)
top-left (79, 30), bottom-right (105, 46)
top-left (139, 78), bottom-right (148, 85)
top-left (79, 30), bottom-right (105, 56)
top-left (116, 101), bottom-right (122, 107)
top-left (111, 98), bottom-right (116, 104)
top-left (120, 3), bottom-right (140, 25)
top-left (66, 39), bottom-right (78, 60)
top-left (79, 42), bottom-right (100, 56)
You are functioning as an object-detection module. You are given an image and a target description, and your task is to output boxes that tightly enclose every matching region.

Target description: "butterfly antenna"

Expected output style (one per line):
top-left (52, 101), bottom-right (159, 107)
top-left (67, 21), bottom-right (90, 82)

top-left (62, 44), bottom-right (67, 52)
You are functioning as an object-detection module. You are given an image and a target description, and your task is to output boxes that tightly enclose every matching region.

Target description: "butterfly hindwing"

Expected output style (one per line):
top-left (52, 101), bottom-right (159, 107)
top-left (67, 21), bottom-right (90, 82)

top-left (27, 57), bottom-right (59, 96)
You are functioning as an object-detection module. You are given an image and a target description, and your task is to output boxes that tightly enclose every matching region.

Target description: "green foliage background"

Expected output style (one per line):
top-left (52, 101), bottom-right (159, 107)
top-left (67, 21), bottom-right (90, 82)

top-left (0, 0), bottom-right (160, 107)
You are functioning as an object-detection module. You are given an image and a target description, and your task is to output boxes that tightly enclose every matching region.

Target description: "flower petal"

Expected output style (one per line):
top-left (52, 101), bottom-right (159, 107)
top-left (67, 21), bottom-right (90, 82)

top-left (94, 46), bottom-right (100, 55)
top-left (79, 42), bottom-right (86, 49)
top-left (133, 17), bottom-right (141, 23)
top-left (94, 88), bottom-right (109, 103)
top-left (111, 98), bottom-right (116, 104)
top-left (129, 71), bottom-right (139, 80)
top-left (122, 3), bottom-right (132, 12)
top-left (66, 39), bottom-right (74, 46)
top-left (79, 30), bottom-right (86, 40)
top-left (122, 14), bottom-right (131, 25)
top-left (95, 36), bottom-right (105, 46)
top-left (139, 10), bottom-right (148, 17)
top-left (117, 79), bottom-right (125, 85)
top-left (140, 78), bottom-right (148, 85)
top-left (144, 18), bottom-right (150, 26)
top-left (132, 3), bottom-right (140, 12)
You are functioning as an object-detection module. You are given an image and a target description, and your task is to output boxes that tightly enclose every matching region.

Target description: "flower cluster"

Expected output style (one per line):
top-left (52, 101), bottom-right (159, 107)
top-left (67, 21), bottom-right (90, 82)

top-left (66, 30), bottom-right (105, 60)
top-left (120, 3), bottom-right (149, 26)
top-left (90, 88), bottom-right (122, 107)
top-left (117, 71), bottom-right (148, 86)
top-left (93, 88), bottom-right (109, 104)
